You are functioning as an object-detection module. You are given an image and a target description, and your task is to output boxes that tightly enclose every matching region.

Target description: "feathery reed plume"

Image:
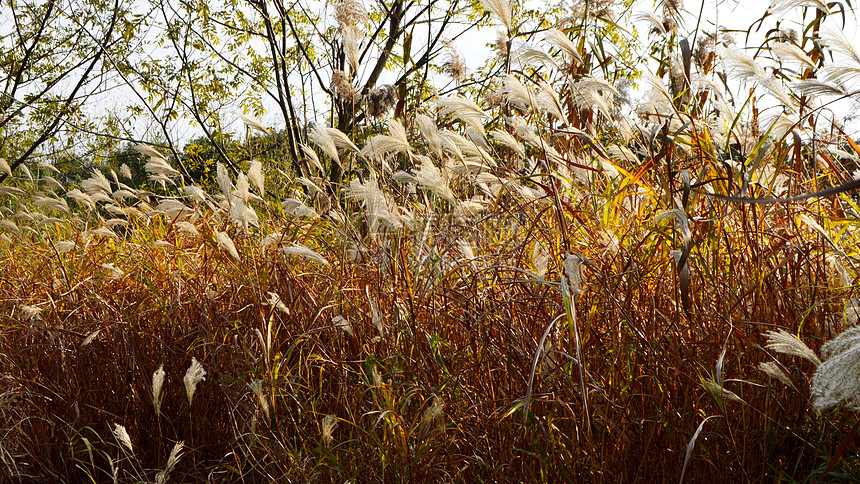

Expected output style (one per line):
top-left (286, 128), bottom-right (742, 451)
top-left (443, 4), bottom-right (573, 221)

top-left (823, 27), bottom-right (860, 64)
top-left (346, 176), bottom-right (402, 236)
top-left (392, 171), bottom-right (419, 185)
top-left (331, 70), bottom-right (358, 101)
top-left (563, 253), bottom-right (584, 294)
top-left (438, 130), bottom-right (466, 161)
top-left (370, 365), bottom-right (383, 388)
top-left (281, 198), bottom-right (320, 219)
top-left (155, 441), bottom-right (184, 484)
top-left (771, 42), bottom-right (814, 68)
top-left (342, 26), bottom-right (364, 75)
top-left (496, 74), bottom-right (533, 113)
top-left (17, 163), bottom-right (32, 181)
top-left (568, 77), bottom-right (617, 118)
top-left (112, 423), bottom-right (133, 453)
top-left (42, 175), bottom-right (64, 191)
top-left (764, 329), bottom-right (821, 366)
top-left (135, 143), bottom-right (166, 161)
top-left (105, 204), bottom-right (128, 217)
top-left (249, 380), bottom-right (270, 420)
top-left (456, 239), bottom-right (475, 260)
top-left (101, 262), bottom-right (124, 280)
top-left (33, 196), bottom-right (69, 214)
top-left (268, 291), bottom-right (289, 314)
top-left (184, 185), bottom-right (210, 205)
top-left (81, 169), bottom-right (112, 197)
top-left (326, 126), bottom-right (360, 153)
top-left (299, 143), bottom-right (325, 173)
top-left (658, 2), bottom-right (682, 32)
top-left (531, 242), bottom-right (549, 278)
top-left (54, 240), bottom-right (76, 253)
top-left (724, 50), bottom-right (796, 113)
top-left (18, 305), bottom-right (43, 321)
top-left (480, 0), bottom-right (512, 31)
top-left (120, 163), bottom-right (132, 179)
top-left (183, 357), bottom-right (206, 406)
top-left (111, 188), bottom-right (136, 202)
top-left (281, 243), bottom-right (329, 265)
top-left (334, 0), bottom-right (368, 27)
top-left (174, 221), bottom-right (198, 237)
top-left (606, 144), bottom-right (639, 164)
top-left (87, 226), bottom-right (118, 239)
top-left (361, 119), bottom-right (412, 160)
top-left (768, 0), bottom-right (828, 15)
top-left (235, 173), bottom-right (251, 203)
top-left (465, 126), bottom-right (490, 152)
top-left (248, 160), bottom-right (264, 196)
top-left (0, 219), bottom-right (19, 233)
top-left (758, 361), bottom-right (795, 390)
top-left (81, 329), bottom-right (100, 347)
top-left (332, 315), bottom-right (354, 336)
top-left (419, 396), bottom-right (445, 438)
top-left (416, 156), bottom-right (455, 202)
top-left (230, 198), bottom-right (259, 231)
top-left (155, 200), bottom-right (195, 221)
top-left (309, 124), bottom-right (341, 166)
top-left (826, 254), bottom-right (852, 288)
top-left (152, 363), bottom-right (166, 415)
top-left (321, 415), bottom-right (338, 446)
top-left (297, 176), bottom-right (324, 195)
top-left (415, 114), bottom-right (442, 158)
top-left (515, 44), bottom-right (558, 70)
top-left (536, 80), bottom-right (565, 122)
top-left (790, 79), bottom-right (847, 98)
top-left (366, 85), bottom-right (397, 118)
top-left (819, 31), bottom-right (860, 85)
top-left (435, 96), bottom-right (488, 136)
top-left (489, 129), bottom-right (526, 158)
top-left (241, 114), bottom-right (269, 134)
top-left (811, 326), bottom-right (860, 411)
top-left (368, 297), bottom-right (384, 338)
top-left (544, 29), bottom-right (581, 62)
top-left (443, 50), bottom-right (468, 83)
top-left (215, 231), bottom-right (241, 261)
top-left (494, 30), bottom-right (509, 59)
top-left (0, 186), bottom-right (23, 198)
top-left (0, 158), bottom-right (11, 177)
top-left (701, 377), bottom-right (746, 404)
top-left (506, 115), bottom-right (541, 146)
top-left (216, 163), bottom-right (233, 203)
top-left (454, 200), bottom-right (488, 220)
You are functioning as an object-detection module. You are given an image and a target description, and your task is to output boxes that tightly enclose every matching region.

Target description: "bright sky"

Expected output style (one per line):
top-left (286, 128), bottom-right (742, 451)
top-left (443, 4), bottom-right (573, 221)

top-left (450, 0), bottom-right (860, 136)
top-left (113, 0), bottom-right (860, 143)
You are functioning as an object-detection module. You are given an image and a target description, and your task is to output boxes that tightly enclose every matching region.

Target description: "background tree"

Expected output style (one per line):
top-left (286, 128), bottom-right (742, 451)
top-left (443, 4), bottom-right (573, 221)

top-left (0, 0), bottom-right (135, 181)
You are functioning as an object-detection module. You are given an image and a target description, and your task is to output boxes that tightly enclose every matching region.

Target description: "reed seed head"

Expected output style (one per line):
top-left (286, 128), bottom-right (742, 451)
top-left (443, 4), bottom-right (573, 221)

top-left (321, 415), bottom-right (337, 446)
top-left (112, 423), bottom-right (133, 453)
top-left (152, 363), bottom-right (166, 415)
top-left (183, 357), bottom-right (207, 406)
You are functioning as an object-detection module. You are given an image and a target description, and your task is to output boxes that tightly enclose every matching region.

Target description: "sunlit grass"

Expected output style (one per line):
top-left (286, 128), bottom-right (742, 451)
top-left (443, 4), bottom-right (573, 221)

top-left (4, 0), bottom-right (860, 481)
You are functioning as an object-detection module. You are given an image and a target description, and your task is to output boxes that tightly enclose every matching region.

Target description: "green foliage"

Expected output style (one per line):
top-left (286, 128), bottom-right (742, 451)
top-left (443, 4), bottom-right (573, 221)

top-left (182, 136), bottom-right (225, 192)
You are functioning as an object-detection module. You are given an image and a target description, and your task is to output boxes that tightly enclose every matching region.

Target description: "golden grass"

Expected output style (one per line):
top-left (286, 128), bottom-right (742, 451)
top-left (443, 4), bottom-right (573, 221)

top-left (3, 1), bottom-right (860, 481)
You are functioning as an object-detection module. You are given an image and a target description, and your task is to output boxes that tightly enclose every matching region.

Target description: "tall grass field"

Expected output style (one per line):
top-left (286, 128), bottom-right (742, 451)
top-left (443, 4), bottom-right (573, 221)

top-left (3, 0), bottom-right (860, 481)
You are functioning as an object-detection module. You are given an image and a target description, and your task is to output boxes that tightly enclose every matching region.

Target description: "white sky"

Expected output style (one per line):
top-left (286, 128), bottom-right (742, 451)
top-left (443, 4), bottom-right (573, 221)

top-left (449, 0), bottom-right (860, 135)
top-left (65, 0), bottom-right (860, 143)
